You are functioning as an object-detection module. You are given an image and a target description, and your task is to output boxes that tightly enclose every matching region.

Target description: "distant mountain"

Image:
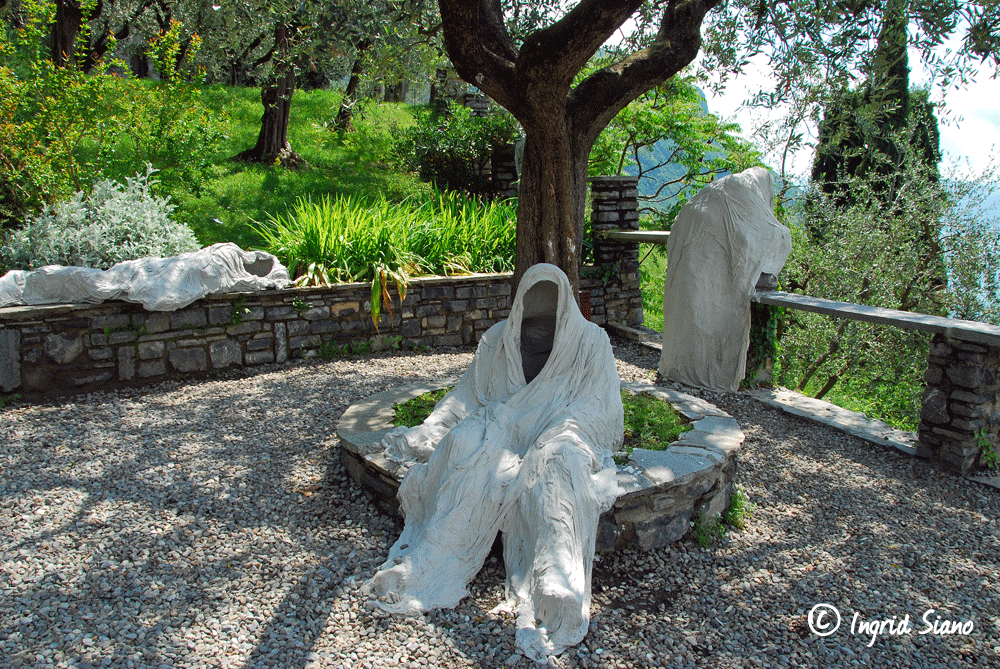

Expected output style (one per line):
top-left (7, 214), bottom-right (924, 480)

top-left (617, 86), bottom-right (732, 214)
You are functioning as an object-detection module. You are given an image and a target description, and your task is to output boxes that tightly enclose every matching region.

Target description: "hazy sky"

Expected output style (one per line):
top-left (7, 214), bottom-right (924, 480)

top-left (704, 51), bottom-right (1000, 181)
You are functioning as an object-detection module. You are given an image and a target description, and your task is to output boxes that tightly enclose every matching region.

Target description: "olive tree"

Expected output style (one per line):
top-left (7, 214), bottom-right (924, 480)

top-left (435, 0), bottom-right (999, 294)
top-left (438, 0), bottom-right (716, 293)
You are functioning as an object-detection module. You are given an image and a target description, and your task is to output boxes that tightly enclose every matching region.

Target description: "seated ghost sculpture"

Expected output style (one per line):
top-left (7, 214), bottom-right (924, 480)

top-left (369, 263), bottom-right (624, 661)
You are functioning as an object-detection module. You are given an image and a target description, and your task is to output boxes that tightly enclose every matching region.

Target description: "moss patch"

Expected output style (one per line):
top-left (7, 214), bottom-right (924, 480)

top-left (392, 387), bottom-right (691, 458)
top-left (392, 386), bottom-right (454, 427)
top-left (620, 389), bottom-right (691, 455)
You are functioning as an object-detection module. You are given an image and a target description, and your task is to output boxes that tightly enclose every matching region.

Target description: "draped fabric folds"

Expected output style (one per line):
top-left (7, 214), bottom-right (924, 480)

top-left (659, 167), bottom-right (792, 391)
top-left (369, 263), bottom-right (623, 661)
top-left (0, 243), bottom-right (289, 311)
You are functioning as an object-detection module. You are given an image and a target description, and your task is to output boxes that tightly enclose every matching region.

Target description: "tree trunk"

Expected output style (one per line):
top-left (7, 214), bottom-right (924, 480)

top-left (83, 21), bottom-right (128, 73)
top-left (514, 119), bottom-right (591, 295)
top-left (235, 25), bottom-right (303, 167)
top-left (814, 372), bottom-right (841, 400)
top-left (333, 39), bottom-right (372, 133)
top-left (51, 0), bottom-right (84, 67)
top-left (384, 81), bottom-right (408, 103)
top-left (131, 47), bottom-right (151, 78)
top-left (436, 0), bottom-right (714, 296)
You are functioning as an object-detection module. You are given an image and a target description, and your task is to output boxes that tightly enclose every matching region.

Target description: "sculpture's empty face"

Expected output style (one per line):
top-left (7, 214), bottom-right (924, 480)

top-left (520, 280), bottom-right (559, 383)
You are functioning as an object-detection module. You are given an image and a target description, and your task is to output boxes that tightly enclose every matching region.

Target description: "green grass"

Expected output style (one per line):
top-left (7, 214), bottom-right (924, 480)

top-left (255, 189), bottom-right (516, 280)
top-left (795, 374), bottom-right (922, 432)
top-left (692, 487), bottom-right (754, 548)
top-left (619, 389), bottom-right (690, 460)
top-left (392, 387), bottom-right (691, 460)
top-left (251, 189), bottom-right (516, 325)
top-left (164, 85), bottom-right (432, 251)
top-left (393, 387), bottom-right (454, 427)
top-left (722, 486), bottom-right (753, 530)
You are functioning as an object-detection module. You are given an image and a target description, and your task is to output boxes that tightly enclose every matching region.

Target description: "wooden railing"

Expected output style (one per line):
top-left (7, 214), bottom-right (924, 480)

top-left (598, 220), bottom-right (1000, 476)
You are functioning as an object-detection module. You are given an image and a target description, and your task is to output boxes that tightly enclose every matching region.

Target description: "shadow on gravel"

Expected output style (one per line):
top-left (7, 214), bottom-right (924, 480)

top-left (1, 354), bottom-right (476, 669)
top-left (5, 344), bottom-right (999, 669)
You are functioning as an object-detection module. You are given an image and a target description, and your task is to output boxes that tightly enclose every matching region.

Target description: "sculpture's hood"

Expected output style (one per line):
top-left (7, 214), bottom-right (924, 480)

top-left (499, 263), bottom-right (589, 386)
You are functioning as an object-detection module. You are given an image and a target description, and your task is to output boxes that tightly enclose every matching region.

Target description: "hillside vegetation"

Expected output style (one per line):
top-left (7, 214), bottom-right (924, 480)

top-left (5, 61), bottom-right (999, 439)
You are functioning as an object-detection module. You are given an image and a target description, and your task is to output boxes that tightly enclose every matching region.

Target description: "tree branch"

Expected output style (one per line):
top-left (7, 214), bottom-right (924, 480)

top-left (516, 0), bottom-right (645, 90)
top-left (438, 0), bottom-right (518, 110)
top-left (569, 0), bottom-right (716, 145)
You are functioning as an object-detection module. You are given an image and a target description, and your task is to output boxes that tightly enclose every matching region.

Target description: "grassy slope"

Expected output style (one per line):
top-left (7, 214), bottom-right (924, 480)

top-left (171, 86), bottom-right (431, 251)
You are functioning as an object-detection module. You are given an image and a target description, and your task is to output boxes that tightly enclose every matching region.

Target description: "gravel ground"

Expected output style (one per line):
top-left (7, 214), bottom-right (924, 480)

top-left (2, 339), bottom-right (998, 669)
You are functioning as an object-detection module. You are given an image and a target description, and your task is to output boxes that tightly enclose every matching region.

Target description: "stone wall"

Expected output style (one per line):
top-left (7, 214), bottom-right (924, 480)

top-left (918, 333), bottom-right (1000, 474)
top-left (491, 144), bottom-right (518, 200)
top-left (0, 275), bottom-right (508, 400)
top-left (1, 175), bottom-right (646, 401)
top-left (1, 271), bottom-right (642, 402)
top-left (756, 291), bottom-right (1000, 476)
top-left (589, 175), bottom-right (644, 327)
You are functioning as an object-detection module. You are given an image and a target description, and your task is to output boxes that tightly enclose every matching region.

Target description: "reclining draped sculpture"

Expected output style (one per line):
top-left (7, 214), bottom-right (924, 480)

top-left (0, 243), bottom-right (289, 311)
top-left (369, 263), bottom-right (624, 661)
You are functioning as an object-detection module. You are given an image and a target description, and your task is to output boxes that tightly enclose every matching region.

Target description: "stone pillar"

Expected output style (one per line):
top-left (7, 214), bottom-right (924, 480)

top-left (462, 93), bottom-right (491, 117)
top-left (589, 176), bottom-right (640, 270)
top-left (587, 176), bottom-right (643, 327)
top-left (491, 144), bottom-right (518, 200)
top-left (0, 329), bottom-right (20, 392)
top-left (917, 333), bottom-right (1000, 475)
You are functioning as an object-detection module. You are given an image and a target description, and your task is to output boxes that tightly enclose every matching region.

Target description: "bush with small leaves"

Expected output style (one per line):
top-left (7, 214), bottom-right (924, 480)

top-left (397, 102), bottom-right (520, 195)
top-left (1, 168), bottom-right (199, 271)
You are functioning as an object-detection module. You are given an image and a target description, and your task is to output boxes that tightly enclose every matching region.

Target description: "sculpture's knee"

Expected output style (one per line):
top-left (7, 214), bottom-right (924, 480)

top-left (529, 435), bottom-right (590, 468)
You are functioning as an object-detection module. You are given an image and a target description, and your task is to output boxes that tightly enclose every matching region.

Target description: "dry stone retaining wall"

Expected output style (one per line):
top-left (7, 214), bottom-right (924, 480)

top-left (1, 176), bottom-right (645, 401)
top-left (918, 334), bottom-right (1000, 473)
top-left (0, 266), bottom-right (641, 401)
top-left (336, 382), bottom-right (743, 552)
top-left (589, 175), bottom-right (644, 327)
top-left (755, 291), bottom-right (1000, 476)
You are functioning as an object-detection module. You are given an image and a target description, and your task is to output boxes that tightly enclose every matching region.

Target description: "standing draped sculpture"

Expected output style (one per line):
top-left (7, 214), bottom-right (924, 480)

top-left (369, 263), bottom-right (624, 661)
top-left (659, 167), bottom-right (792, 391)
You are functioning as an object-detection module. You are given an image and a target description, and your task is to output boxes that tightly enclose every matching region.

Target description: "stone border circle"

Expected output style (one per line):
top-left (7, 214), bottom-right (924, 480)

top-left (335, 381), bottom-right (744, 551)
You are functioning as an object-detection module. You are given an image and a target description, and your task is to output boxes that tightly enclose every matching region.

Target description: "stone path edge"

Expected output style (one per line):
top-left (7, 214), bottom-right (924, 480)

top-left (334, 381), bottom-right (745, 552)
top-left (616, 327), bottom-right (1000, 489)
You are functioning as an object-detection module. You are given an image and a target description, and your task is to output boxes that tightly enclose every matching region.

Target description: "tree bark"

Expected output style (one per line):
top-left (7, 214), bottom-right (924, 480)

top-left (515, 117), bottom-right (591, 291)
top-left (235, 24), bottom-right (303, 167)
top-left (333, 39), bottom-right (373, 133)
top-left (51, 0), bottom-right (85, 67)
top-left (437, 0), bottom-right (716, 294)
top-left (384, 81), bottom-right (409, 103)
top-left (83, 21), bottom-right (128, 73)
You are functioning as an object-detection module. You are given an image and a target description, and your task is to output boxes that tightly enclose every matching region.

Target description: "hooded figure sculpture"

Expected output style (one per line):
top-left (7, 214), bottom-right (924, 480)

top-left (659, 167), bottom-right (792, 391)
top-left (369, 263), bottom-right (624, 661)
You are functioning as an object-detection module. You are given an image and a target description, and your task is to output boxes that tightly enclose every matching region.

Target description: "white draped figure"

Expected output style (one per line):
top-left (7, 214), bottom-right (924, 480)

top-left (370, 263), bottom-right (623, 662)
top-left (659, 167), bottom-right (792, 391)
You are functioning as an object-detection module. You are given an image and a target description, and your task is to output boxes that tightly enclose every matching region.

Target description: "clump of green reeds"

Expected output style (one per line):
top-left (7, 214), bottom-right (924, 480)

top-left (252, 190), bottom-right (515, 328)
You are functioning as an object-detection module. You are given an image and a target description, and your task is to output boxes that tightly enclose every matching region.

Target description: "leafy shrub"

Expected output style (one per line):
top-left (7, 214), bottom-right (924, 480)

top-left (1, 168), bottom-right (199, 270)
top-left (0, 6), bottom-right (225, 226)
top-left (397, 102), bottom-right (520, 194)
top-left (253, 190), bottom-right (516, 327)
top-left (775, 142), bottom-right (1000, 430)
top-left (406, 190), bottom-right (516, 275)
